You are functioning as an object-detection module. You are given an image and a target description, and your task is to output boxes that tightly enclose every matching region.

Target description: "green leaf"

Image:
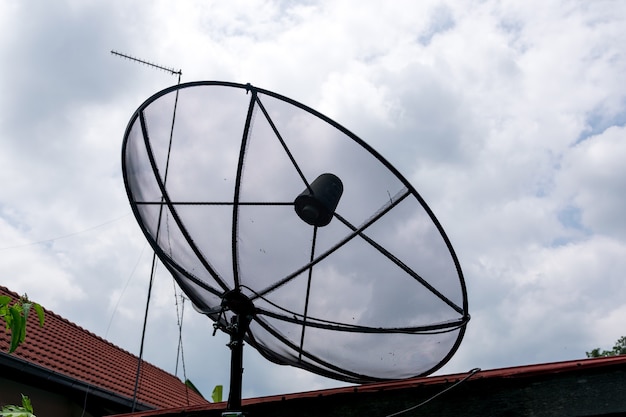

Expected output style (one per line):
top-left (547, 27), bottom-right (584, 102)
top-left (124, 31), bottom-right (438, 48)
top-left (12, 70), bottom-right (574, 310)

top-left (33, 304), bottom-right (44, 327)
top-left (0, 305), bottom-right (8, 330)
top-left (0, 395), bottom-right (35, 417)
top-left (2, 304), bottom-right (13, 329)
top-left (22, 302), bottom-right (32, 320)
top-left (0, 409), bottom-right (36, 417)
top-left (0, 295), bottom-right (11, 307)
top-left (0, 404), bottom-right (36, 417)
top-left (21, 394), bottom-right (33, 413)
top-left (8, 307), bottom-right (25, 353)
top-left (211, 385), bottom-right (223, 403)
top-left (184, 379), bottom-right (205, 399)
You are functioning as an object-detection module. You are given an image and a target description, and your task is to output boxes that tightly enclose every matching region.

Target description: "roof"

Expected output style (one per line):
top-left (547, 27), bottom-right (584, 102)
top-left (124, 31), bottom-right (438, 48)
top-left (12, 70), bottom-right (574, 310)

top-left (0, 286), bottom-right (210, 410)
top-left (111, 354), bottom-right (626, 416)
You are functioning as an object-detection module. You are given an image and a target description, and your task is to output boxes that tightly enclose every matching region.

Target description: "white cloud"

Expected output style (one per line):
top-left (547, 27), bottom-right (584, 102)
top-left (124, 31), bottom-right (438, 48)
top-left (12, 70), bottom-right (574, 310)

top-left (1, 0), bottom-right (625, 401)
top-left (557, 125), bottom-right (626, 239)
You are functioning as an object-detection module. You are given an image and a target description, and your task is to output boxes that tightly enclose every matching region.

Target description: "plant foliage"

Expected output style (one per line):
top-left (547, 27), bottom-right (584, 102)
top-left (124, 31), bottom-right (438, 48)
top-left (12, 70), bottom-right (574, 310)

top-left (1, 294), bottom-right (45, 416)
top-left (0, 294), bottom-right (45, 353)
top-left (586, 336), bottom-right (626, 358)
top-left (0, 394), bottom-right (36, 417)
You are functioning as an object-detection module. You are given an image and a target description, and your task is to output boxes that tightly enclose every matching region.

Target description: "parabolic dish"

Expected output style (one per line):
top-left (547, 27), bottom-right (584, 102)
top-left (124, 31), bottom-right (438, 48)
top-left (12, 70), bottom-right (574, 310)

top-left (122, 81), bottom-right (469, 383)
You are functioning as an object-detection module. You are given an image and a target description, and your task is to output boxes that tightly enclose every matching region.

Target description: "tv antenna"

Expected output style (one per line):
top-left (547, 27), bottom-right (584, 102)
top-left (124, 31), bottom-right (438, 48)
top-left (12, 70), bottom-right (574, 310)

top-left (111, 50), bottom-right (182, 78)
top-left (121, 81), bottom-right (470, 415)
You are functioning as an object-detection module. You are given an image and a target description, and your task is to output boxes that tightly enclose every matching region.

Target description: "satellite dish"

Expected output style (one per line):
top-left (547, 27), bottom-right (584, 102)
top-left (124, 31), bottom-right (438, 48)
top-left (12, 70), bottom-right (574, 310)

top-left (122, 81), bottom-right (469, 411)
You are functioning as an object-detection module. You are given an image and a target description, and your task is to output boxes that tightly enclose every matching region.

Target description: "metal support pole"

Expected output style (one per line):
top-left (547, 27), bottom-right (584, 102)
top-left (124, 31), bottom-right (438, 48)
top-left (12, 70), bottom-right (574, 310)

top-left (222, 289), bottom-right (255, 415)
top-left (226, 313), bottom-right (250, 411)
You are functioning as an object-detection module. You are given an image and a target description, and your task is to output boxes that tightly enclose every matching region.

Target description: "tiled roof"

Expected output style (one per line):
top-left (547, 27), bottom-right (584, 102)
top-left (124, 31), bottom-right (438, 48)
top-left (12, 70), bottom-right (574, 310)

top-left (111, 354), bottom-right (626, 416)
top-left (0, 286), bottom-right (210, 410)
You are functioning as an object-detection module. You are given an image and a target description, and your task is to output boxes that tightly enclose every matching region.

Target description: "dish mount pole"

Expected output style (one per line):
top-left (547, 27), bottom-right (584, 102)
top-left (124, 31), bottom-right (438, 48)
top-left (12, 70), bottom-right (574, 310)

top-left (222, 290), bottom-right (256, 414)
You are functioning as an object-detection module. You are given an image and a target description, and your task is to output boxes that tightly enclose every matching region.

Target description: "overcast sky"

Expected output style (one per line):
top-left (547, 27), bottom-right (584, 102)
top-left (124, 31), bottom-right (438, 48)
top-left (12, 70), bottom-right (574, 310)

top-left (2, 0), bottom-right (626, 403)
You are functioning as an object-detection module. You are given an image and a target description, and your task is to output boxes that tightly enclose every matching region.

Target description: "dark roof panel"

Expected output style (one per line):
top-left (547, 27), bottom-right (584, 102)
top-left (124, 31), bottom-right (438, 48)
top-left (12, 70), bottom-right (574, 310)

top-left (111, 355), bottom-right (626, 416)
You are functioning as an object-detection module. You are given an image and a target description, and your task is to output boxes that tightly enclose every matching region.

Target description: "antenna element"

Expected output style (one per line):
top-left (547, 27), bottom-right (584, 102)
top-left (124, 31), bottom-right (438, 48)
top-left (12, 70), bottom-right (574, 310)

top-left (111, 50), bottom-right (182, 76)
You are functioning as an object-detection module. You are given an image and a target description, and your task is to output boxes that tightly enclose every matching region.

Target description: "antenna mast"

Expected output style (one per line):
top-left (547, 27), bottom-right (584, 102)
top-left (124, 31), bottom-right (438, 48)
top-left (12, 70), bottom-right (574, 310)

top-left (113, 48), bottom-right (183, 411)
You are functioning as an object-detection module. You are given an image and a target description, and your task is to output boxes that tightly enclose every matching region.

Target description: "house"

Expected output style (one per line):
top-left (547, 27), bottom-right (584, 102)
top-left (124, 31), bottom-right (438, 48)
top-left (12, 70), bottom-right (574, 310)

top-left (0, 286), bottom-right (211, 416)
top-left (110, 354), bottom-right (626, 417)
